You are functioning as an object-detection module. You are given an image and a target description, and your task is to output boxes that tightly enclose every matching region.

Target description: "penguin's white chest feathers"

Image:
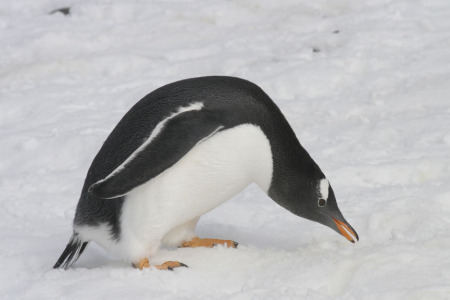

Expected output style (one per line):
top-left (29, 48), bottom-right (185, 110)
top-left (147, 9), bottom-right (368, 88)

top-left (116, 124), bottom-right (272, 258)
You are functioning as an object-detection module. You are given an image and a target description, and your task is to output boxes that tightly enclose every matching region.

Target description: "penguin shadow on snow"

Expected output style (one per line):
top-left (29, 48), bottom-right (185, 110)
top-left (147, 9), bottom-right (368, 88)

top-left (196, 206), bottom-right (312, 251)
top-left (73, 244), bottom-right (127, 269)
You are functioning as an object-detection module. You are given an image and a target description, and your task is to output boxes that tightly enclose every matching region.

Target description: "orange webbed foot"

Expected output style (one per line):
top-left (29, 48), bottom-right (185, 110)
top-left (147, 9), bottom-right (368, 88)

top-left (181, 236), bottom-right (238, 248)
top-left (134, 258), bottom-right (188, 270)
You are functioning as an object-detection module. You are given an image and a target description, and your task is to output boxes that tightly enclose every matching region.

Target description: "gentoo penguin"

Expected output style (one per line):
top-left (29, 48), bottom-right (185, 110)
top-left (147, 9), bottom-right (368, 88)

top-left (54, 76), bottom-right (358, 270)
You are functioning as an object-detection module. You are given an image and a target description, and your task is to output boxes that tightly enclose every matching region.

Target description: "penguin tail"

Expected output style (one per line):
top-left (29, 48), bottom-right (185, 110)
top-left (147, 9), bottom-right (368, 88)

top-left (53, 233), bottom-right (89, 270)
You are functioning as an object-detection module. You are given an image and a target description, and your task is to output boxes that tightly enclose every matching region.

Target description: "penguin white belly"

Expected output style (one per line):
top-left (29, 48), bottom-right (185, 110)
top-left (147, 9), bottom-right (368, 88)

top-left (115, 124), bottom-right (273, 262)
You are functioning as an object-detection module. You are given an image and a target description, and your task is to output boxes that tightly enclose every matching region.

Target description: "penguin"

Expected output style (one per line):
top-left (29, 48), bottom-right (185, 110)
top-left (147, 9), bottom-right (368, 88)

top-left (53, 76), bottom-right (358, 270)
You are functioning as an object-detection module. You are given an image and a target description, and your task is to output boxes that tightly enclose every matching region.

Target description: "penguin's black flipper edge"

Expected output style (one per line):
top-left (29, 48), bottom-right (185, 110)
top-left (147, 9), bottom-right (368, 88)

top-left (89, 110), bottom-right (223, 199)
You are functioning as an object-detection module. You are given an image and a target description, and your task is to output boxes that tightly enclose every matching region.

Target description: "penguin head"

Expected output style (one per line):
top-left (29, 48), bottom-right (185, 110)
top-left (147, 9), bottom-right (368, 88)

top-left (270, 171), bottom-right (359, 243)
top-left (301, 178), bottom-right (359, 243)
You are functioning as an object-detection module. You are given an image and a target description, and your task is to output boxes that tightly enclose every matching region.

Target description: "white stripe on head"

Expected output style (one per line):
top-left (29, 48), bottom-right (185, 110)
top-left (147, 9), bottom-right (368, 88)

top-left (319, 178), bottom-right (329, 200)
top-left (95, 102), bottom-right (204, 185)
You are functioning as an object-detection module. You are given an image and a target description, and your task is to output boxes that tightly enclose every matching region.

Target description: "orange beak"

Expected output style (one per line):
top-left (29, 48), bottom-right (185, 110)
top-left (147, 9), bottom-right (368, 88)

top-left (332, 217), bottom-right (359, 243)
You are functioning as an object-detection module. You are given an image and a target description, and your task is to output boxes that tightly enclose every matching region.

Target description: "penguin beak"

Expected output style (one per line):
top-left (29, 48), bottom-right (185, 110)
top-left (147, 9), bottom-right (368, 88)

top-left (331, 217), bottom-right (359, 243)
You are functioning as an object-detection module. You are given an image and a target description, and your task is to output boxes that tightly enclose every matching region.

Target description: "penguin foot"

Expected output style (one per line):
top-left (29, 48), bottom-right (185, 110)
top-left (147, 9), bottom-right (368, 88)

top-left (181, 236), bottom-right (238, 248)
top-left (134, 258), bottom-right (188, 270)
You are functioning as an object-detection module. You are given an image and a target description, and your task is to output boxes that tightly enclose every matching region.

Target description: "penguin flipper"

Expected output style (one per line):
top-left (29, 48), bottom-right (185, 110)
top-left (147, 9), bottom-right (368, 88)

top-left (89, 110), bottom-right (223, 199)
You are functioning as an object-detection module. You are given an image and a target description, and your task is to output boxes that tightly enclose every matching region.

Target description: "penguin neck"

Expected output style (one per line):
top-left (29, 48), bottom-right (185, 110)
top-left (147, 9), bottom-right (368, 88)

top-left (265, 124), bottom-right (323, 213)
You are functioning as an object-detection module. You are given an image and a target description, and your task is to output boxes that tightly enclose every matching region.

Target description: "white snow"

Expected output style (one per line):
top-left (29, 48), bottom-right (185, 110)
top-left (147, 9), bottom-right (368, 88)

top-left (1, 0), bottom-right (450, 299)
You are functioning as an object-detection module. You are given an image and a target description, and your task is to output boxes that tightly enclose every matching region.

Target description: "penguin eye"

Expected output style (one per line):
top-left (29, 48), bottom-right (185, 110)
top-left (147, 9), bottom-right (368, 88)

top-left (318, 198), bottom-right (327, 207)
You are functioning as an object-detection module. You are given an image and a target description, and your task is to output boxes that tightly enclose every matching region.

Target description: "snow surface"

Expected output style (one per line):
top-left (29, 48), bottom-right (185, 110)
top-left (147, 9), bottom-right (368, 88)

top-left (1, 0), bottom-right (450, 299)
